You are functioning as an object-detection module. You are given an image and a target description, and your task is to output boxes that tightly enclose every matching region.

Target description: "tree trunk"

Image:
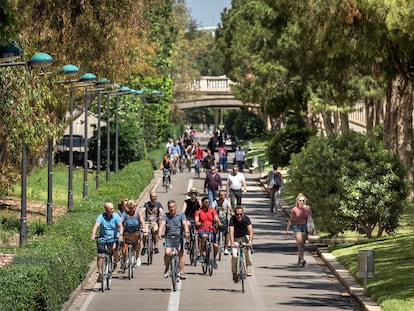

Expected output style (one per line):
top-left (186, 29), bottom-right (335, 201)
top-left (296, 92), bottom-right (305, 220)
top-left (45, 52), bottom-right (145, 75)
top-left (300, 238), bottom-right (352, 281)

top-left (339, 112), bottom-right (349, 134)
top-left (384, 75), bottom-right (414, 199)
top-left (365, 97), bottom-right (374, 136)
top-left (321, 111), bottom-right (334, 136)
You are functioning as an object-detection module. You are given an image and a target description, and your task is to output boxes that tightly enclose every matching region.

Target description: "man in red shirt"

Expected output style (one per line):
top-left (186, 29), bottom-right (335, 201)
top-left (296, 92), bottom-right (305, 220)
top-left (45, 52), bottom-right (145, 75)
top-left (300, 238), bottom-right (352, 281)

top-left (195, 197), bottom-right (223, 269)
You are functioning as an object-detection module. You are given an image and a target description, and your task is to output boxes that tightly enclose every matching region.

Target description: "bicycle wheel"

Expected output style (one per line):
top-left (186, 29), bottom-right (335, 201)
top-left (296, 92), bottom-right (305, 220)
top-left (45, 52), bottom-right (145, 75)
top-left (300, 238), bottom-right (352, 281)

top-left (208, 243), bottom-right (214, 276)
top-left (107, 256), bottom-right (113, 290)
top-left (218, 231), bottom-right (224, 262)
top-left (101, 255), bottom-right (107, 292)
top-left (128, 246), bottom-right (134, 279)
top-left (201, 246), bottom-right (208, 274)
top-left (171, 254), bottom-right (178, 291)
top-left (188, 238), bottom-right (195, 264)
top-left (147, 232), bottom-right (152, 265)
top-left (239, 257), bottom-right (246, 293)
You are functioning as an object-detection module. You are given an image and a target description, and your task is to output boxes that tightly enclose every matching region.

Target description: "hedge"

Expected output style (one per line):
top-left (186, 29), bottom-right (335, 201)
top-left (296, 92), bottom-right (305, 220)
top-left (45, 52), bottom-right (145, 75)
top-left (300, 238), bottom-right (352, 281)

top-left (0, 160), bottom-right (154, 311)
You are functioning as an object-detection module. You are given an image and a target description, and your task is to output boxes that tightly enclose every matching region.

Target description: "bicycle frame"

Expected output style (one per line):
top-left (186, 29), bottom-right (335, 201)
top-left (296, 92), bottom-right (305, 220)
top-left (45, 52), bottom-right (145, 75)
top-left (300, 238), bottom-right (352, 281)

top-left (146, 226), bottom-right (154, 265)
top-left (97, 241), bottom-right (113, 292)
top-left (201, 233), bottom-right (214, 276)
top-left (163, 168), bottom-right (171, 192)
top-left (127, 243), bottom-right (136, 280)
top-left (166, 234), bottom-right (180, 291)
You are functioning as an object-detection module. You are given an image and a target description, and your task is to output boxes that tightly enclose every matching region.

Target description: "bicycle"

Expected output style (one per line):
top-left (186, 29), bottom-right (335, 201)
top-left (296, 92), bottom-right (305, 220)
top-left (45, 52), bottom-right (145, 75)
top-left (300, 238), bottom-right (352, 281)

top-left (144, 226), bottom-right (154, 265)
top-left (162, 168), bottom-right (171, 192)
top-left (179, 157), bottom-right (185, 173)
top-left (201, 232), bottom-right (214, 276)
top-left (217, 226), bottom-right (224, 262)
top-left (194, 159), bottom-right (201, 179)
top-left (187, 223), bottom-right (198, 266)
top-left (236, 242), bottom-right (248, 293)
top-left (165, 234), bottom-right (180, 291)
top-left (96, 239), bottom-right (114, 292)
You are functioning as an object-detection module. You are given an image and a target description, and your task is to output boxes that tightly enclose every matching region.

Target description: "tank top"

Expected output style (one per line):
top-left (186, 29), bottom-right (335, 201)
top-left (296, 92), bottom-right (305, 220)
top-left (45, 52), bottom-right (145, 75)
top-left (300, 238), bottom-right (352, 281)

top-left (184, 199), bottom-right (200, 219)
top-left (122, 211), bottom-right (140, 233)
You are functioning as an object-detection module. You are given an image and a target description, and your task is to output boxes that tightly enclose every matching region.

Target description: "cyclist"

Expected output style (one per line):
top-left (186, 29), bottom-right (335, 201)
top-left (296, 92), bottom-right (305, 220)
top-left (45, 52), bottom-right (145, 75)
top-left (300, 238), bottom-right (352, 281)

top-left (160, 154), bottom-right (173, 187)
top-left (182, 187), bottom-right (201, 228)
top-left (91, 202), bottom-right (123, 281)
top-left (192, 142), bottom-right (204, 175)
top-left (212, 190), bottom-right (233, 255)
top-left (229, 206), bottom-right (253, 283)
top-left (158, 200), bottom-right (190, 279)
top-left (141, 192), bottom-right (163, 255)
top-left (195, 197), bottom-right (223, 270)
top-left (117, 198), bottom-right (128, 217)
top-left (121, 200), bottom-right (146, 269)
top-left (169, 140), bottom-right (181, 170)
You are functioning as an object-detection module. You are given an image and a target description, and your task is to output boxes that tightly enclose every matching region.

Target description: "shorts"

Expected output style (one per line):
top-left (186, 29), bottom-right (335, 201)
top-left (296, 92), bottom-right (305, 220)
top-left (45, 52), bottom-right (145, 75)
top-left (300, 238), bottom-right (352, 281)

top-left (97, 242), bottom-right (114, 255)
top-left (124, 231), bottom-right (140, 245)
top-left (164, 234), bottom-right (185, 249)
top-left (292, 224), bottom-right (307, 233)
top-left (145, 221), bottom-right (159, 233)
top-left (198, 230), bottom-right (216, 242)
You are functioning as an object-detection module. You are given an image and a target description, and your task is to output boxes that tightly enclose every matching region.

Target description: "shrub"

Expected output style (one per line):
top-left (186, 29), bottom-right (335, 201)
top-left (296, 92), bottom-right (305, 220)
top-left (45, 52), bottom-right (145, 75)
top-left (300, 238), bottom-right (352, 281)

top-left (288, 131), bottom-right (408, 237)
top-left (0, 159), bottom-right (154, 310)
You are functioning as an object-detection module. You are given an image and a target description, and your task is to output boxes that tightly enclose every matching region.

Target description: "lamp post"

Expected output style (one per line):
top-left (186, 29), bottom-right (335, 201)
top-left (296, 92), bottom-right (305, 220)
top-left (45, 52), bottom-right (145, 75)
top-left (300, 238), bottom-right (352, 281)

top-left (93, 78), bottom-right (112, 189)
top-left (80, 73), bottom-right (97, 198)
top-left (115, 86), bottom-right (131, 173)
top-left (60, 64), bottom-right (80, 211)
top-left (0, 45), bottom-right (54, 246)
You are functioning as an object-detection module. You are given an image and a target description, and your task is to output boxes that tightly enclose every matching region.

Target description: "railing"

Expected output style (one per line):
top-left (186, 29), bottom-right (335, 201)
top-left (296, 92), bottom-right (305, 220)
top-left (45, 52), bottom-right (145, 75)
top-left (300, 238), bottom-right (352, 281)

top-left (348, 100), bottom-right (366, 127)
top-left (193, 76), bottom-right (233, 92)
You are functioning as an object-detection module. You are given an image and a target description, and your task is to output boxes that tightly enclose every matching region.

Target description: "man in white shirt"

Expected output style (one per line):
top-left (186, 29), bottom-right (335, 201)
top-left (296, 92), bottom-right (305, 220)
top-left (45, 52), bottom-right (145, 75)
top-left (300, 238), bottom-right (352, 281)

top-left (226, 165), bottom-right (247, 208)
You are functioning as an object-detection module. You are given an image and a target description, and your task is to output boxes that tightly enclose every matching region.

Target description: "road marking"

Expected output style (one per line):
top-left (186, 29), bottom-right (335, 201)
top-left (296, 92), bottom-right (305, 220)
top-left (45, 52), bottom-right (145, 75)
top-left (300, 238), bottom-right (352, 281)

top-left (166, 178), bottom-right (193, 311)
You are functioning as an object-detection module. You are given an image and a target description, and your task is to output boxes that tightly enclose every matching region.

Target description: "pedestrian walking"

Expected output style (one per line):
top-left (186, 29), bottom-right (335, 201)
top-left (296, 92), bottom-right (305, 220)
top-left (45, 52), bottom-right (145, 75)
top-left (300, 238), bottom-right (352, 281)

top-left (226, 165), bottom-right (247, 208)
top-left (204, 166), bottom-right (223, 205)
top-left (285, 193), bottom-right (313, 267)
top-left (267, 163), bottom-right (283, 213)
top-left (235, 146), bottom-right (246, 172)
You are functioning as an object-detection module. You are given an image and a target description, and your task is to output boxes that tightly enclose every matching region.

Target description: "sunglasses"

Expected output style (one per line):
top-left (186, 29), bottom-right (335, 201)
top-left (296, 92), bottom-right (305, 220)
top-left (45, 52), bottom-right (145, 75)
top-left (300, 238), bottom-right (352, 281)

top-left (235, 213), bottom-right (243, 216)
top-left (299, 199), bottom-right (305, 202)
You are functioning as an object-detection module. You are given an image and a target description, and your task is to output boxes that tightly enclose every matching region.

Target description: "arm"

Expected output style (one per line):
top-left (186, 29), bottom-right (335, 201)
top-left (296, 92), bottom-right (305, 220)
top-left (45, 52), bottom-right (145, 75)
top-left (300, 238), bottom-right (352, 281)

top-left (182, 201), bottom-right (187, 213)
top-left (157, 220), bottom-right (166, 239)
top-left (229, 225), bottom-right (235, 247)
top-left (247, 224), bottom-right (253, 246)
top-left (139, 211), bottom-right (147, 235)
top-left (214, 214), bottom-right (223, 227)
top-left (183, 219), bottom-right (190, 240)
top-left (118, 221), bottom-right (124, 241)
top-left (195, 211), bottom-right (201, 228)
top-left (91, 222), bottom-right (99, 240)
top-left (286, 210), bottom-right (294, 234)
top-left (242, 179), bottom-right (247, 193)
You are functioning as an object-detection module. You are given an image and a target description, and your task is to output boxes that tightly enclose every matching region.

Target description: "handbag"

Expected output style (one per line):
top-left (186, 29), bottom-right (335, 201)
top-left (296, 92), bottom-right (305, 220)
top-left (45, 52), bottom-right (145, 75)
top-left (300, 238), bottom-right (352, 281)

top-left (306, 213), bottom-right (315, 235)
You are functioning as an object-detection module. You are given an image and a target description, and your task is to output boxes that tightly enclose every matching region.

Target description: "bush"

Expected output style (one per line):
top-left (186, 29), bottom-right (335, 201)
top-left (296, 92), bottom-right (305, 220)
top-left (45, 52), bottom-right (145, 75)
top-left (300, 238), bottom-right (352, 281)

top-left (0, 160), bottom-right (154, 310)
top-left (267, 115), bottom-right (316, 166)
top-left (288, 131), bottom-right (408, 237)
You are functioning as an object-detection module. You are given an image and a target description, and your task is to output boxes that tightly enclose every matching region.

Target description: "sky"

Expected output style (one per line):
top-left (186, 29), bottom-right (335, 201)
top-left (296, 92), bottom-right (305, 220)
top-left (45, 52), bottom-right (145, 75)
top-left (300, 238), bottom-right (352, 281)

top-left (185, 0), bottom-right (232, 28)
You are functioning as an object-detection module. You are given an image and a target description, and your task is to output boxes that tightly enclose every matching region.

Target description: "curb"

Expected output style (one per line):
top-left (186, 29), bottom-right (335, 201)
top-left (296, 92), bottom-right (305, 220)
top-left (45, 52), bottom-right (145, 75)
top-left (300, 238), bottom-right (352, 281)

top-left (259, 177), bottom-right (381, 311)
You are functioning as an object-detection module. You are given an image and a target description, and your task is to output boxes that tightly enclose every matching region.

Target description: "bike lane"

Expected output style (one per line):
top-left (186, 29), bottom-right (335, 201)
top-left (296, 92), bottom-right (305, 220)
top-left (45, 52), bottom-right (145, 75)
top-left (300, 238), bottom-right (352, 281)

top-left (66, 167), bottom-right (361, 310)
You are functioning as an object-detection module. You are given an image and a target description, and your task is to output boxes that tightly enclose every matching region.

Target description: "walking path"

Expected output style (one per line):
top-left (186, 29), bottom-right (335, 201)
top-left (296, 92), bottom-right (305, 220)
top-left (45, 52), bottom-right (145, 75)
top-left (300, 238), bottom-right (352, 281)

top-left (64, 156), bottom-right (380, 311)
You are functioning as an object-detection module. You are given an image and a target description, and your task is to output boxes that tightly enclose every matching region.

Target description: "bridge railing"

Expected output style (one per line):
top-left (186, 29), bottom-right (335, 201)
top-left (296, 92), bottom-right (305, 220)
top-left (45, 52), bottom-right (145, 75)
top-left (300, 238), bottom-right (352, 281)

top-left (193, 76), bottom-right (234, 92)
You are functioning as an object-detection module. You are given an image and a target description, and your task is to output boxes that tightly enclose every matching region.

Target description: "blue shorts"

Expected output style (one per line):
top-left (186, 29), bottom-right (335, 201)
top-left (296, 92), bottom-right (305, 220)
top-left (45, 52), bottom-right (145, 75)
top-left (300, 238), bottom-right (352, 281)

top-left (198, 230), bottom-right (216, 242)
top-left (292, 224), bottom-right (307, 233)
top-left (164, 234), bottom-right (184, 249)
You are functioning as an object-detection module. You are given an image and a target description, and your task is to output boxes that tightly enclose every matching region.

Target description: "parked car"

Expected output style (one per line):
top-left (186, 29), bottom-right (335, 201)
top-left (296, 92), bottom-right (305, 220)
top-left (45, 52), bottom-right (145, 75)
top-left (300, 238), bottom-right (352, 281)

top-left (54, 135), bottom-right (86, 166)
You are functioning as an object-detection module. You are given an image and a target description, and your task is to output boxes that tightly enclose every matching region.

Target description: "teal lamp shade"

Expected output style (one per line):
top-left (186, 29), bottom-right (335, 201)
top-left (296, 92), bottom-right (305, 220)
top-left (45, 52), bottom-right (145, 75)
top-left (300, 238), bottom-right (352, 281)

top-left (61, 64), bottom-right (80, 76)
top-left (135, 89), bottom-right (143, 95)
top-left (152, 90), bottom-right (162, 95)
top-left (0, 44), bottom-right (24, 62)
top-left (79, 72), bottom-right (97, 82)
top-left (120, 86), bottom-right (131, 92)
top-left (96, 77), bottom-right (111, 85)
top-left (29, 52), bottom-right (54, 68)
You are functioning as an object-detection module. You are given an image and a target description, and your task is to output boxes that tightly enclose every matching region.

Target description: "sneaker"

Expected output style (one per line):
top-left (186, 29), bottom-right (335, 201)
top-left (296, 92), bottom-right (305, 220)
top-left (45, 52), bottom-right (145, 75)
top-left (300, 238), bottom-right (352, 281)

top-left (180, 273), bottom-right (187, 280)
top-left (163, 271), bottom-right (170, 278)
top-left (233, 273), bottom-right (238, 283)
top-left (212, 261), bottom-right (218, 270)
top-left (198, 254), bottom-right (205, 262)
top-left (141, 247), bottom-right (146, 256)
top-left (120, 263), bottom-right (126, 271)
top-left (135, 258), bottom-right (141, 267)
top-left (154, 247), bottom-right (159, 254)
top-left (247, 266), bottom-right (253, 276)
top-left (97, 273), bottom-right (103, 282)
top-left (223, 249), bottom-right (230, 255)
top-left (301, 260), bottom-right (306, 267)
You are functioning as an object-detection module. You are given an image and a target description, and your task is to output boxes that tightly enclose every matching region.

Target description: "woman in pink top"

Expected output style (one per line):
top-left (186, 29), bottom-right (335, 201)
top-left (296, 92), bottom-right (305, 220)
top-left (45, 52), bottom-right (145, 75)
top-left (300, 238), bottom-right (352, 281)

top-left (285, 193), bottom-right (313, 267)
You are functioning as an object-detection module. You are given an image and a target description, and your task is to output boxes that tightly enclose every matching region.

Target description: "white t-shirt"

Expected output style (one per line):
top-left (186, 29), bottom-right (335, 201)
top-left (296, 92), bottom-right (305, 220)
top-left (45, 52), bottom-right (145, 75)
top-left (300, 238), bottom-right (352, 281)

top-left (227, 172), bottom-right (245, 191)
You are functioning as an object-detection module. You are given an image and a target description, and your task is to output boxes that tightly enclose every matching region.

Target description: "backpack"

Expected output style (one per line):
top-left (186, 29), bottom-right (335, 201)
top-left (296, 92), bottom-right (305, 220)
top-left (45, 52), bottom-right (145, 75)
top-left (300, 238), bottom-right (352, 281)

top-left (269, 171), bottom-right (282, 188)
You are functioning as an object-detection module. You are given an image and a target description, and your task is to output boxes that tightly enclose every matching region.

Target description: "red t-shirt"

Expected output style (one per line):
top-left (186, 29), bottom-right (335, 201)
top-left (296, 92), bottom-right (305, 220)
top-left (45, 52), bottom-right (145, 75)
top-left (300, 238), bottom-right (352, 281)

top-left (196, 207), bottom-right (217, 233)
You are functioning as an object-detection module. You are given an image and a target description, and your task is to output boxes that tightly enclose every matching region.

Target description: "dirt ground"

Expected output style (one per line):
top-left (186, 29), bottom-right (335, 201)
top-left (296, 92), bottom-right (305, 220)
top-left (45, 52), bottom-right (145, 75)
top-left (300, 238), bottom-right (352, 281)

top-left (0, 198), bottom-right (67, 267)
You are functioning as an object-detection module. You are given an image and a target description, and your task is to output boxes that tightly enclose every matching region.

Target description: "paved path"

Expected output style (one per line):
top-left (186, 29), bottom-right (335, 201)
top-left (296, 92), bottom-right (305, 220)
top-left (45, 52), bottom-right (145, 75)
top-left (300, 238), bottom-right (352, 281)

top-left (66, 161), bottom-right (364, 310)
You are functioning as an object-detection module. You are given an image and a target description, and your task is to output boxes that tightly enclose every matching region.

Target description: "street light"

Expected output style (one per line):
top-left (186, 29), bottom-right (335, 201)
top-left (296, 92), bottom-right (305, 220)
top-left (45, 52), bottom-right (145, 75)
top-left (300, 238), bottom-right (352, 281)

top-left (0, 44), bottom-right (54, 246)
top-left (60, 64), bottom-right (80, 211)
top-left (115, 86), bottom-right (132, 173)
top-left (80, 73), bottom-right (98, 198)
